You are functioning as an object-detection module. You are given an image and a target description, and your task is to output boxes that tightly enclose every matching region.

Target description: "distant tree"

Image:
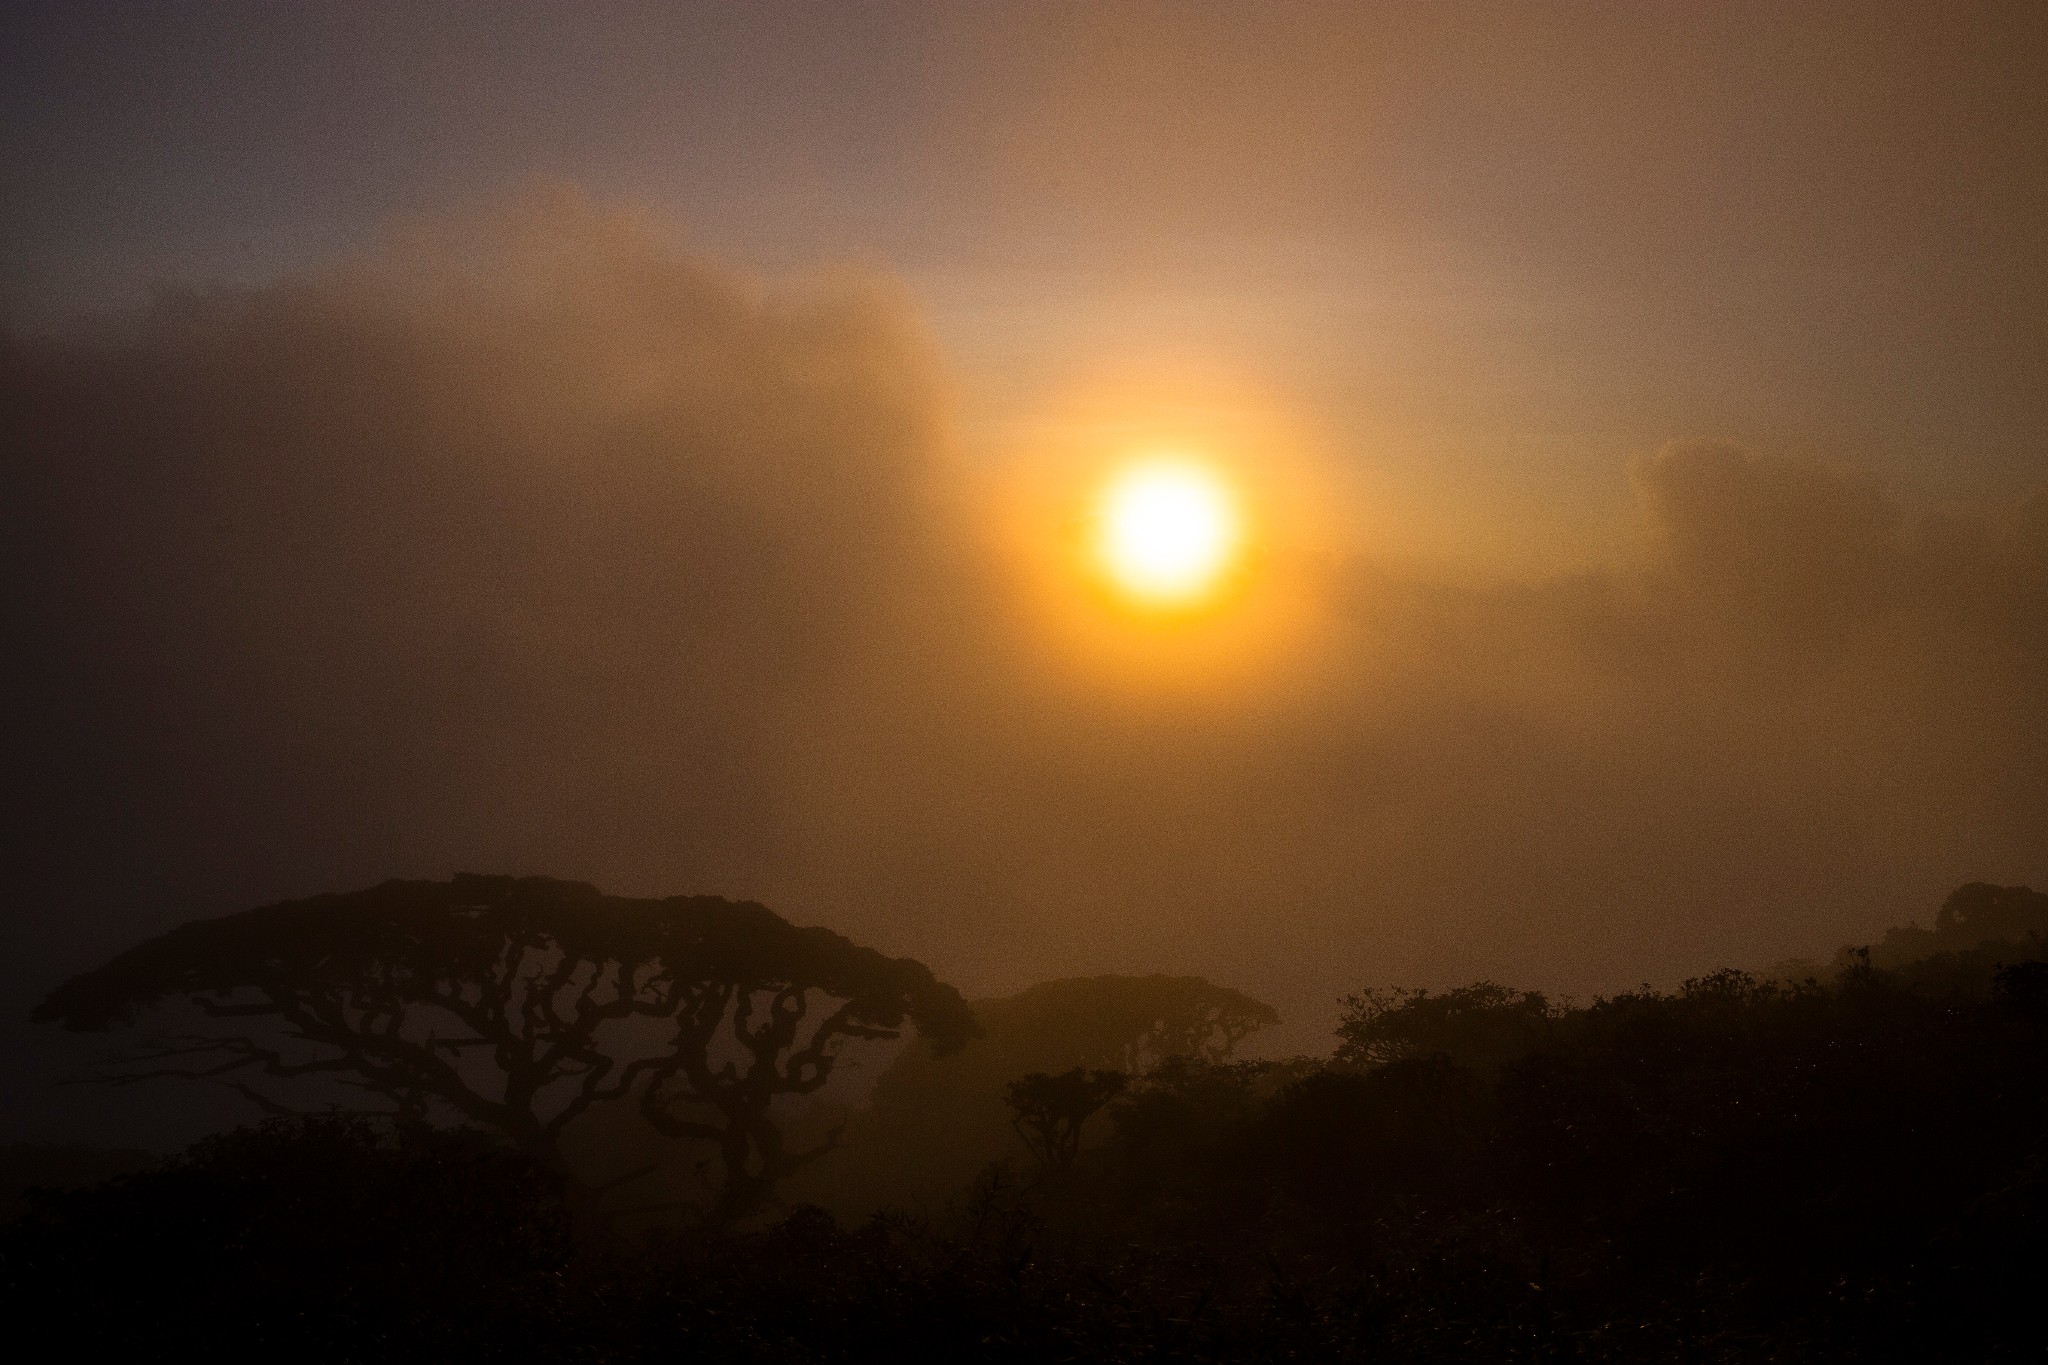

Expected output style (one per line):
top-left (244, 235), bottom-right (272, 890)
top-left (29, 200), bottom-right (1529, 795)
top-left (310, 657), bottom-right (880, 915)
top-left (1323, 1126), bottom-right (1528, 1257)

top-left (1006, 1068), bottom-right (1127, 1171)
top-left (34, 874), bottom-right (977, 1225)
top-left (816, 974), bottom-right (1280, 1209)
top-left (1334, 982), bottom-right (1554, 1073)
top-left (985, 975), bottom-right (1281, 1072)
top-left (1825, 882), bottom-right (2048, 975)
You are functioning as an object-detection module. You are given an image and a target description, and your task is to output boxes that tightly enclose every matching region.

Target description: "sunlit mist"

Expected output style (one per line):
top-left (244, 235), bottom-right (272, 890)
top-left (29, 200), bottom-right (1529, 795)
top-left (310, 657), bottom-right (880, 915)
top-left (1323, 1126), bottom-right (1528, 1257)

top-left (1095, 459), bottom-right (1241, 607)
top-left (5, 21), bottom-right (2047, 1331)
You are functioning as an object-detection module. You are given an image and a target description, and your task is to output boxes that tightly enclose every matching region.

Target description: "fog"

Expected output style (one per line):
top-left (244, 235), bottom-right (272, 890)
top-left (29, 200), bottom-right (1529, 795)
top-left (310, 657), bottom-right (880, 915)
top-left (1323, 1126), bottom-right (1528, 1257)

top-left (4, 192), bottom-right (2044, 1113)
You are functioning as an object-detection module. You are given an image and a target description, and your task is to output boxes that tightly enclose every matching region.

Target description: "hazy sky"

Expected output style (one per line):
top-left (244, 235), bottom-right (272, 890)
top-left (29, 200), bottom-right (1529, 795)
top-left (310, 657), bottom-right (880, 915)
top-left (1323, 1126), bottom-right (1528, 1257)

top-left (3, 2), bottom-right (2045, 1140)
top-left (8, 2), bottom-right (2046, 557)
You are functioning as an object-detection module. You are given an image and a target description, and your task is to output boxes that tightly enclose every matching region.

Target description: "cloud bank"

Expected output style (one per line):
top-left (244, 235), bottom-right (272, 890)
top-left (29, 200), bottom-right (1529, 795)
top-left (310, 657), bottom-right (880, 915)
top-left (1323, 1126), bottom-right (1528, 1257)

top-left (4, 195), bottom-right (2043, 1071)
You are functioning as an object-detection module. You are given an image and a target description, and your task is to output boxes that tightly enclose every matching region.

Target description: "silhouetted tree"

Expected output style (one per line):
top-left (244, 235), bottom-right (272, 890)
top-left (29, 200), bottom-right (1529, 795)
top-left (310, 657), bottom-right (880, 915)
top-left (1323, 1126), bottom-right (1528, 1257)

top-left (16, 880), bottom-right (2048, 1358)
top-left (1259, 1053), bottom-right (1486, 1221)
top-left (810, 974), bottom-right (1280, 1211)
top-left (1334, 981), bottom-right (1554, 1074)
top-left (1007, 1068), bottom-right (1126, 1171)
top-left (1103, 1056), bottom-right (1310, 1231)
top-left (990, 975), bottom-right (1281, 1071)
top-left (34, 874), bottom-right (977, 1225)
top-left (1816, 881), bottom-right (2048, 975)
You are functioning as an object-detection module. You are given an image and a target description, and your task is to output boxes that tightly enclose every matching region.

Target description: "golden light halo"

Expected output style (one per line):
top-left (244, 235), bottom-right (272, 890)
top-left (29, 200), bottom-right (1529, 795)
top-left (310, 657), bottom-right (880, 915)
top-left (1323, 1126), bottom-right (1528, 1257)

top-left (990, 363), bottom-right (1342, 698)
top-left (1093, 458), bottom-right (1242, 607)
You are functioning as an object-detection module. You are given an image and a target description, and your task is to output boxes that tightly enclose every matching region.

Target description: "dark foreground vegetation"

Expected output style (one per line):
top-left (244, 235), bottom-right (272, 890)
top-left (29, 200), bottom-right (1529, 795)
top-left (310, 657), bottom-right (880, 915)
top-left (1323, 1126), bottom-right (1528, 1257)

top-left (7, 881), bottom-right (2048, 1361)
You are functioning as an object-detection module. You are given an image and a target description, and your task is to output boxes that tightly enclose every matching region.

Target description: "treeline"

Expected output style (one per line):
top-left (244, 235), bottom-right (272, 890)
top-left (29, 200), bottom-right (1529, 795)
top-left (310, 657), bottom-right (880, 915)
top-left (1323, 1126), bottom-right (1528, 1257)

top-left (5, 880), bottom-right (2047, 1360)
top-left (1021, 959), bottom-right (2048, 1355)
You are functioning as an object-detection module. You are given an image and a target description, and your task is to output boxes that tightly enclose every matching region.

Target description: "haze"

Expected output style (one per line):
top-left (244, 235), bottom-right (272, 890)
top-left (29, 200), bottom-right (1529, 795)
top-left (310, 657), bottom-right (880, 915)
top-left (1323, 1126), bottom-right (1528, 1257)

top-left (3, 1), bottom-right (2044, 1141)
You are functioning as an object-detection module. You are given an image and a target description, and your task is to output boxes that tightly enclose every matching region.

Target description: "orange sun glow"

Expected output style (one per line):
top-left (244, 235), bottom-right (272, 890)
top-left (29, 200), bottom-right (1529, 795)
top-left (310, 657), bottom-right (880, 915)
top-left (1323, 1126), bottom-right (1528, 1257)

top-left (1094, 458), bottom-right (1242, 607)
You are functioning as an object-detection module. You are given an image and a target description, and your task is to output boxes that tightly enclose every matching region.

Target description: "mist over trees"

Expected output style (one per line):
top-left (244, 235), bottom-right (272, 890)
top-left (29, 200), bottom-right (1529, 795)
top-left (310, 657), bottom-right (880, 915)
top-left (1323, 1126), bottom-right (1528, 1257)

top-left (1771, 881), bottom-right (2048, 983)
top-left (33, 875), bottom-right (976, 1225)
top-left (4, 195), bottom-right (2044, 1087)
top-left (798, 974), bottom-right (1279, 1212)
top-left (2, 158), bottom-right (2043, 1365)
top-left (1007, 1068), bottom-right (1129, 1172)
top-left (11, 879), bottom-right (2048, 1359)
top-left (6, 6), bottom-right (2045, 1356)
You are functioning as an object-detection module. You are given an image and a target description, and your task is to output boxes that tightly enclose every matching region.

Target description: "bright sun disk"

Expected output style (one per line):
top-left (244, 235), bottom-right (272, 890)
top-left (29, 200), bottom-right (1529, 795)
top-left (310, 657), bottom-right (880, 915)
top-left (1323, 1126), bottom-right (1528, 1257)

top-left (1096, 459), bottom-right (1241, 606)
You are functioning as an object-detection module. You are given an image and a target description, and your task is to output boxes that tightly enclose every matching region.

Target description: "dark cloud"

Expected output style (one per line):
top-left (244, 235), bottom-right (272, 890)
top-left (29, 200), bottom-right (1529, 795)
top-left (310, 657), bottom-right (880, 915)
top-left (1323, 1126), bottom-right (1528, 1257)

top-left (2, 190), bottom-right (955, 937)
top-left (4, 196), bottom-right (2044, 1138)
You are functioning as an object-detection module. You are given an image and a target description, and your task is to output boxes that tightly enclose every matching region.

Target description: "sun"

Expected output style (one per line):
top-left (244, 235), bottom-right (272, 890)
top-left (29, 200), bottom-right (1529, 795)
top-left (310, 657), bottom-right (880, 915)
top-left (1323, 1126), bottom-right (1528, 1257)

top-left (1095, 458), bottom-right (1242, 607)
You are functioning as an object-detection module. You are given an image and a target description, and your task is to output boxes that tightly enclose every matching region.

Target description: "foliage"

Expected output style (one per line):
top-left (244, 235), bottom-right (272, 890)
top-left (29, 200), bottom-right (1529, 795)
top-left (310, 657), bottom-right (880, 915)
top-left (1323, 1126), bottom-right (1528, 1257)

top-left (15, 947), bottom-right (2048, 1365)
top-left (1333, 980), bottom-right (1554, 1072)
top-left (1855, 881), bottom-right (2048, 970)
top-left (1006, 1067), bottom-right (1127, 1171)
top-left (1771, 881), bottom-right (2048, 984)
top-left (33, 874), bottom-right (976, 1225)
top-left (977, 975), bottom-right (1280, 1072)
top-left (16, 882), bottom-right (2048, 1358)
top-left (0, 1144), bottom-right (154, 1220)
top-left (800, 974), bottom-right (1278, 1214)
top-left (0, 1117), bottom-right (575, 1360)
top-left (1078, 957), bottom-right (2048, 1356)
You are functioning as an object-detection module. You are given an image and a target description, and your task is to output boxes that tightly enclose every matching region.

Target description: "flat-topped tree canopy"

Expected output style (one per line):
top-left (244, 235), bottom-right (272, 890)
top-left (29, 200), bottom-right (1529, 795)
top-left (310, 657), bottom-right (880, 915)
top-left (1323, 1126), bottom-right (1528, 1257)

top-left (36, 874), bottom-right (975, 1042)
top-left (36, 874), bottom-right (976, 1224)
